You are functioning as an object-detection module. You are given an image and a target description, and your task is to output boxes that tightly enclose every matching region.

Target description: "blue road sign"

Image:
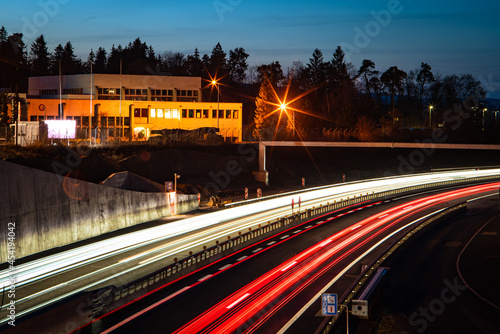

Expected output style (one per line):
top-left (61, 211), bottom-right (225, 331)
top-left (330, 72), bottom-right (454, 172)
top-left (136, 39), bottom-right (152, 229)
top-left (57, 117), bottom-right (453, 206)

top-left (322, 293), bottom-right (338, 316)
top-left (165, 181), bottom-right (173, 192)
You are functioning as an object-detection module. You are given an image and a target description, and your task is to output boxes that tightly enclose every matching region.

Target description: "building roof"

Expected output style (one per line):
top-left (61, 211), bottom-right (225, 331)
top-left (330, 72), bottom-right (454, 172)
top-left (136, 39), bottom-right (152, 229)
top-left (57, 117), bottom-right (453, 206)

top-left (101, 171), bottom-right (165, 192)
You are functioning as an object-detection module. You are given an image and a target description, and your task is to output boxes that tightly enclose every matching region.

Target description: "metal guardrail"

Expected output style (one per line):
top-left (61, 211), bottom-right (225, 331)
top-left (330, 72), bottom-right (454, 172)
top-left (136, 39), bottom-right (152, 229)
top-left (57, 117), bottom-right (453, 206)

top-left (226, 168), bottom-right (481, 209)
top-left (317, 202), bottom-right (468, 334)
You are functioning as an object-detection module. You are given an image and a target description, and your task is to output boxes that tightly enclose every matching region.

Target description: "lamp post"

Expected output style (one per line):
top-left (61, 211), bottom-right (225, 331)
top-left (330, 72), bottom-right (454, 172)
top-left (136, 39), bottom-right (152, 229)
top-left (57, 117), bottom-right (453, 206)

top-left (281, 103), bottom-right (295, 140)
top-left (428, 105), bottom-right (433, 128)
top-left (174, 173), bottom-right (180, 193)
top-left (483, 108), bottom-right (487, 130)
top-left (212, 80), bottom-right (220, 131)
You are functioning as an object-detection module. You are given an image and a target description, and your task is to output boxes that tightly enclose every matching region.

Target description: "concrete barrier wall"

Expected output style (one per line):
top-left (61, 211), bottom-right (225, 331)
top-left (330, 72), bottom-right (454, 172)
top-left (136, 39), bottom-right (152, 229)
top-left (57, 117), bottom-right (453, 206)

top-left (0, 160), bottom-right (198, 262)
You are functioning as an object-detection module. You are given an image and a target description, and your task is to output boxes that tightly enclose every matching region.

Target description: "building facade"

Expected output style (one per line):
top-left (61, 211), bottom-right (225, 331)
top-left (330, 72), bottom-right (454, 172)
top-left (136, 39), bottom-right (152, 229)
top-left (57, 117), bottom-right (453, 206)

top-left (26, 74), bottom-right (242, 141)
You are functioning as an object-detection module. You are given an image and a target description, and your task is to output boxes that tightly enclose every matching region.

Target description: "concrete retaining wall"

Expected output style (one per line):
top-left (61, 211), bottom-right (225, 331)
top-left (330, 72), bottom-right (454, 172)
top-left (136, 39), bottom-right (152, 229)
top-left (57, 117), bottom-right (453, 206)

top-left (0, 160), bottom-right (198, 262)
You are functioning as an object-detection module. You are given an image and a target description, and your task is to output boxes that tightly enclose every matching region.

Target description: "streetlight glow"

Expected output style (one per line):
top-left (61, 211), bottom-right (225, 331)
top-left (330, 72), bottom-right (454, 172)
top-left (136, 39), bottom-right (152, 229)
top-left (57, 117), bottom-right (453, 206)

top-left (429, 105), bottom-right (434, 128)
top-left (211, 79), bottom-right (220, 131)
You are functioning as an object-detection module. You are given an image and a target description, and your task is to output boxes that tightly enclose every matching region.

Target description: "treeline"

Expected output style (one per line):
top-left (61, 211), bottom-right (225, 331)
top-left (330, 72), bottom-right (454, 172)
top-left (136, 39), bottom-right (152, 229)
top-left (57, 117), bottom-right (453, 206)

top-left (0, 26), bottom-right (494, 141)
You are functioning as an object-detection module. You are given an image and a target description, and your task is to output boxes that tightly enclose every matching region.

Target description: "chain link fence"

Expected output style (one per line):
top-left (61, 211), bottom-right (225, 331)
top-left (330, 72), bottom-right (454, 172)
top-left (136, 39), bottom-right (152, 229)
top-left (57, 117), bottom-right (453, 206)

top-left (0, 124), bottom-right (365, 147)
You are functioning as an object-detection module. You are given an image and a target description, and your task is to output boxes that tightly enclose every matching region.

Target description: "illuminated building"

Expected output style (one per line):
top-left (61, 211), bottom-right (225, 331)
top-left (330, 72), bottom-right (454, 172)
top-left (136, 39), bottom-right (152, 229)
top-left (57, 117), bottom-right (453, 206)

top-left (26, 74), bottom-right (242, 141)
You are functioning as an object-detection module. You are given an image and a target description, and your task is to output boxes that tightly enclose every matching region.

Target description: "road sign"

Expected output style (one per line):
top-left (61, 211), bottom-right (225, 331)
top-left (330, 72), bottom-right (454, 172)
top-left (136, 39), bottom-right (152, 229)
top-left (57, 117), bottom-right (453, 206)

top-left (165, 181), bottom-right (173, 192)
top-left (322, 293), bottom-right (338, 316)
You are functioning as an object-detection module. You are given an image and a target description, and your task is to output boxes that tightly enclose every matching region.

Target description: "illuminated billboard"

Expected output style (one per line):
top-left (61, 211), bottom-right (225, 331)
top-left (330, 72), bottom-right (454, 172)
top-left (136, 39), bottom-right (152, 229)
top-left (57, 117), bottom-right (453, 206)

top-left (44, 120), bottom-right (76, 139)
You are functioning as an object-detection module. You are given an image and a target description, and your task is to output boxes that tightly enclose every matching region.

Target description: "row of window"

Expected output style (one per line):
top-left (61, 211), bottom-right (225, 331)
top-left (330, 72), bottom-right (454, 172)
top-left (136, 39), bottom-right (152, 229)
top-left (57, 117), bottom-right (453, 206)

top-left (63, 88), bottom-right (83, 95)
top-left (180, 109), bottom-right (239, 119)
top-left (135, 108), bottom-right (240, 120)
top-left (30, 115), bottom-right (131, 127)
top-left (97, 88), bottom-right (195, 97)
top-left (98, 88), bottom-right (120, 95)
top-left (39, 89), bottom-right (58, 96)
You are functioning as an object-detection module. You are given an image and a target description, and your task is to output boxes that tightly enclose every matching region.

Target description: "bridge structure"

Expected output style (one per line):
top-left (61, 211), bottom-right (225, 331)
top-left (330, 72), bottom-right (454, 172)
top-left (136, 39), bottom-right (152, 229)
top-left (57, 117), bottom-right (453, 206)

top-left (253, 141), bottom-right (500, 185)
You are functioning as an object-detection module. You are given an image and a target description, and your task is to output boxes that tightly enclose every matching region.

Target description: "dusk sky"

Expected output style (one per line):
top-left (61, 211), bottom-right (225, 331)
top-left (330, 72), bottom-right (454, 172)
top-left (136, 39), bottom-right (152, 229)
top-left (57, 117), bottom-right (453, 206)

top-left (3, 0), bottom-right (500, 97)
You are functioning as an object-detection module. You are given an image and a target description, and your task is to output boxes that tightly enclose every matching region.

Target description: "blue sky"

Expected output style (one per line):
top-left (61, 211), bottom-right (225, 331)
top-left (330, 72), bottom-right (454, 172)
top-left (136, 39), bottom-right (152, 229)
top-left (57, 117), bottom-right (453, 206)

top-left (3, 0), bottom-right (500, 97)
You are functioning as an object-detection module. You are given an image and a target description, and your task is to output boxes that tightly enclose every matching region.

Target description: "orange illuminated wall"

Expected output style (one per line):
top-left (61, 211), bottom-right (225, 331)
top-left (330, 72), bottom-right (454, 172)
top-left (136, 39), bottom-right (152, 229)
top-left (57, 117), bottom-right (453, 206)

top-left (27, 98), bottom-right (243, 141)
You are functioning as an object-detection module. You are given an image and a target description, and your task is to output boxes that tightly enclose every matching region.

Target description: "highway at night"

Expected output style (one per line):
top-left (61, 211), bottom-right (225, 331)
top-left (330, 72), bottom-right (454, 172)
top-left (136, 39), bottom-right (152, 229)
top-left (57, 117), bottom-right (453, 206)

top-left (1, 170), bottom-right (500, 333)
top-left (74, 183), bottom-right (499, 334)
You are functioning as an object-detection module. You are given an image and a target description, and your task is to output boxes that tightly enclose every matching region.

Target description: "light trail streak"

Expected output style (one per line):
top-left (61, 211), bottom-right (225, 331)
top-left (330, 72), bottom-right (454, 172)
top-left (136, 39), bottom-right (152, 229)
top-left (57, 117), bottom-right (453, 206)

top-left (171, 182), bottom-right (500, 334)
top-left (2, 169), bottom-right (498, 291)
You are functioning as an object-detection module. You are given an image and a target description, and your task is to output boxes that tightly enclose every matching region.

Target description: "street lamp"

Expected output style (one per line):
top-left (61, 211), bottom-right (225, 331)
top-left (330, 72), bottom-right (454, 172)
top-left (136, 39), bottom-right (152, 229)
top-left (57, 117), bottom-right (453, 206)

top-left (280, 103), bottom-right (295, 140)
top-left (428, 105), bottom-right (434, 128)
top-left (483, 108), bottom-right (487, 130)
top-left (212, 80), bottom-right (220, 131)
top-left (174, 173), bottom-right (180, 193)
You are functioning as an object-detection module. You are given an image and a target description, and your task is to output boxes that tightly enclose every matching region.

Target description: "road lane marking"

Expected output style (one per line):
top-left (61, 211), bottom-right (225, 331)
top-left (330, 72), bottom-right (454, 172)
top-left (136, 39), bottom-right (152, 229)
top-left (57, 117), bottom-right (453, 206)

top-left (226, 293), bottom-right (251, 309)
top-left (218, 264), bottom-right (232, 271)
top-left (198, 275), bottom-right (212, 282)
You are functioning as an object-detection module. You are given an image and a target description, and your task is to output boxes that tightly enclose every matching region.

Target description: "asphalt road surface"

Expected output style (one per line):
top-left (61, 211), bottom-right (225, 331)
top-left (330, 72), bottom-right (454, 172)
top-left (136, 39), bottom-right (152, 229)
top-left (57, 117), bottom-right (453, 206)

top-left (347, 195), bottom-right (500, 334)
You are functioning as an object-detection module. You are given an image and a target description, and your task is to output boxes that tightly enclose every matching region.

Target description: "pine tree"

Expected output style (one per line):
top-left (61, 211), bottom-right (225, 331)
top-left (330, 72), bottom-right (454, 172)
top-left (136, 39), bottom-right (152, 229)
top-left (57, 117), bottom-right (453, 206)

top-left (29, 34), bottom-right (51, 75)
top-left (0, 92), bottom-right (9, 125)
top-left (94, 47), bottom-right (107, 73)
top-left (50, 44), bottom-right (64, 75)
top-left (228, 47), bottom-right (249, 84)
top-left (83, 49), bottom-right (95, 73)
top-left (208, 42), bottom-right (228, 79)
top-left (61, 41), bottom-right (81, 74)
top-left (184, 48), bottom-right (203, 77)
top-left (253, 78), bottom-right (275, 140)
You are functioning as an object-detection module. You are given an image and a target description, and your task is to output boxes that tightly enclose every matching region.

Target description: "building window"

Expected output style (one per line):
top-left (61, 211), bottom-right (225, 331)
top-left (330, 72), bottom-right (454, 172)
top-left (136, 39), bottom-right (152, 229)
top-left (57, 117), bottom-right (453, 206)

top-left (203, 109), bottom-right (209, 118)
top-left (40, 89), bottom-right (57, 96)
top-left (182, 109), bottom-right (187, 118)
top-left (134, 108), bottom-right (148, 118)
top-left (157, 109), bottom-right (163, 118)
top-left (165, 109), bottom-right (171, 118)
top-left (63, 88), bottom-right (83, 95)
top-left (188, 109), bottom-right (194, 118)
top-left (172, 109), bottom-right (179, 119)
top-left (30, 116), bottom-right (37, 121)
top-left (218, 109), bottom-right (224, 119)
top-left (233, 110), bottom-right (238, 119)
top-left (226, 110), bottom-right (231, 119)
top-left (196, 110), bottom-right (201, 118)
top-left (151, 109), bottom-right (156, 118)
